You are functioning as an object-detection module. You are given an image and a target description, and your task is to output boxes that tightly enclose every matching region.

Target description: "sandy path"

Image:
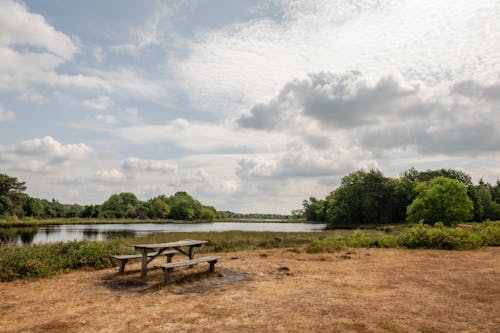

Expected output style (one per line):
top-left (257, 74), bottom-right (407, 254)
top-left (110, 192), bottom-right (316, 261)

top-left (0, 247), bottom-right (499, 333)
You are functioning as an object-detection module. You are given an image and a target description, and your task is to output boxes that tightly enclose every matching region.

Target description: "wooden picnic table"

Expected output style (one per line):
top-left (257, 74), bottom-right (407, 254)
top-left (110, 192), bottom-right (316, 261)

top-left (132, 239), bottom-right (208, 280)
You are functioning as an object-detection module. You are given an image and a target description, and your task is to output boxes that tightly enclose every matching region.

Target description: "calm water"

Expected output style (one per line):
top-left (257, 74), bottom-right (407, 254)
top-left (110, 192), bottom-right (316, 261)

top-left (0, 222), bottom-right (326, 245)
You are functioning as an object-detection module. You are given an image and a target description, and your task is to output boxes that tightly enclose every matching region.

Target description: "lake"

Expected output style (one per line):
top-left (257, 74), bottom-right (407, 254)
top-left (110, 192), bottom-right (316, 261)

top-left (0, 222), bottom-right (327, 245)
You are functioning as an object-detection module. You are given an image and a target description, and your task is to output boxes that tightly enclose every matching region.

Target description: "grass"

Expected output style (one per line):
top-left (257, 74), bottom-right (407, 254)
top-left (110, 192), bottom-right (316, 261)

top-left (0, 221), bottom-right (498, 281)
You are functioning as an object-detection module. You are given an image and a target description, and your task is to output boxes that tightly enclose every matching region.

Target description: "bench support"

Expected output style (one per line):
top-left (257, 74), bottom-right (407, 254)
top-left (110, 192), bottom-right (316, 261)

top-left (118, 259), bottom-right (128, 274)
top-left (111, 250), bottom-right (178, 274)
top-left (155, 256), bottom-right (221, 284)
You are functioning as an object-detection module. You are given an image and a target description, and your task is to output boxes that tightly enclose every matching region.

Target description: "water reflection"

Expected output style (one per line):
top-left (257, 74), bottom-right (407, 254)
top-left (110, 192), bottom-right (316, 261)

top-left (0, 222), bottom-right (326, 246)
top-left (83, 229), bottom-right (100, 239)
top-left (20, 229), bottom-right (37, 244)
top-left (105, 230), bottom-right (137, 239)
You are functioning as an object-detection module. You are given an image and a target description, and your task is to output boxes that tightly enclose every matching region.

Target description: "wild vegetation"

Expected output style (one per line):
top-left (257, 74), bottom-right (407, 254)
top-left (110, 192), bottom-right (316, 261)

top-left (0, 173), bottom-right (217, 222)
top-left (302, 168), bottom-right (500, 228)
top-left (1, 221), bottom-right (498, 281)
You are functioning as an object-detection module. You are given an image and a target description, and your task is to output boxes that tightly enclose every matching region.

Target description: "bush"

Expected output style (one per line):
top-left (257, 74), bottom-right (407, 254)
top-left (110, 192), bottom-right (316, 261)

top-left (477, 221), bottom-right (500, 246)
top-left (397, 222), bottom-right (481, 249)
top-left (0, 238), bottom-right (128, 281)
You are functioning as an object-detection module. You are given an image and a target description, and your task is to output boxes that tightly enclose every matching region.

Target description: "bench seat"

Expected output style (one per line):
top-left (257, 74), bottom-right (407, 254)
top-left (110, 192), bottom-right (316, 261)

top-left (154, 255), bottom-right (221, 283)
top-left (111, 250), bottom-right (178, 273)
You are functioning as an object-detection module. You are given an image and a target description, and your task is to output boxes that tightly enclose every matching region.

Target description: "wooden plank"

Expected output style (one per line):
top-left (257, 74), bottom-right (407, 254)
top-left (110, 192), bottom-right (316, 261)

top-left (111, 249), bottom-right (177, 260)
top-left (154, 256), bottom-right (221, 269)
top-left (133, 239), bottom-right (207, 249)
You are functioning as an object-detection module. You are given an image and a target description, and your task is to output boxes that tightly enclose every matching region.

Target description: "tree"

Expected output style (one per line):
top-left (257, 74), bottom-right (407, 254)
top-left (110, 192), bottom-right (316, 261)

top-left (23, 197), bottom-right (44, 217)
top-left (407, 176), bottom-right (473, 226)
top-left (100, 192), bottom-right (141, 218)
top-left (199, 206), bottom-right (217, 221)
top-left (302, 197), bottom-right (326, 221)
top-left (147, 197), bottom-right (171, 219)
top-left (325, 169), bottom-right (408, 228)
top-left (476, 181), bottom-right (500, 220)
top-left (166, 192), bottom-right (203, 221)
top-left (0, 173), bottom-right (28, 217)
top-left (401, 168), bottom-right (472, 186)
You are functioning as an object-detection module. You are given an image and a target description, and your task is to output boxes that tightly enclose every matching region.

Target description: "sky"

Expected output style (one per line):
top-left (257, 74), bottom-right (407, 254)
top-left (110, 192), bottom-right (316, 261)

top-left (0, 0), bottom-right (499, 214)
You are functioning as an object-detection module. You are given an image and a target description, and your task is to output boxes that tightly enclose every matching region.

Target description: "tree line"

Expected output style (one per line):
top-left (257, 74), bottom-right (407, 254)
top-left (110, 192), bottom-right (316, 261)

top-left (217, 211), bottom-right (291, 220)
top-left (0, 173), bottom-right (217, 221)
top-left (302, 168), bottom-right (500, 228)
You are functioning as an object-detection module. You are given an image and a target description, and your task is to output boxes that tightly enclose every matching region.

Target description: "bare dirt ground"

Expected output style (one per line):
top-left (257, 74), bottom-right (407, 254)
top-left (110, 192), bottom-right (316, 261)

top-left (0, 247), bottom-right (499, 333)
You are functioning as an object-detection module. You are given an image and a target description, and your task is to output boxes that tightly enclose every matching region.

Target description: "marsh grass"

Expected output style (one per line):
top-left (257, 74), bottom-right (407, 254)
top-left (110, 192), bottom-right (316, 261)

top-left (1, 222), bottom-right (498, 281)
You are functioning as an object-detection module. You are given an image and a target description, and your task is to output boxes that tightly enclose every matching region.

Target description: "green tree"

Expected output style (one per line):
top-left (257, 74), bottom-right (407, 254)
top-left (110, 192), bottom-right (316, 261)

top-left (325, 169), bottom-right (407, 228)
top-left (407, 176), bottom-right (473, 226)
top-left (148, 197), bottom-right (171, 219)
top-left (23, 197), bottom-right (44, 217)
top-left (166, 191), bottom-right (202, 221)
top-left (401, 167), bottom-right (472, 186)
top-left (302, 197), bottom-right (326, 221)
top-left (100, 192), bottom-right (141, 218)
top-left (476, 181), bottom-right (500, 220)
top-left (199, 206), bottom-right (217, 221)
top-left (0, 174), bottom-right (28, 217)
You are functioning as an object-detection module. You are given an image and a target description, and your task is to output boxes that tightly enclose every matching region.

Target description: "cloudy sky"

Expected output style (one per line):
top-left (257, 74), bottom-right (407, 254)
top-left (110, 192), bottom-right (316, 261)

top-left (0, 0), bottom-right (499, 213)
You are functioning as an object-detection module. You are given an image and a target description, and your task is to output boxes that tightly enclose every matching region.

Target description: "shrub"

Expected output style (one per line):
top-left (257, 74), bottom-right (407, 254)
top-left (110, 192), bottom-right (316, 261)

top-left (397, 222), bottom-right (481, 250)
top-left (478, 221), bottom-right (500, 246)
top-left (0, 238), bottom-right (128, 281)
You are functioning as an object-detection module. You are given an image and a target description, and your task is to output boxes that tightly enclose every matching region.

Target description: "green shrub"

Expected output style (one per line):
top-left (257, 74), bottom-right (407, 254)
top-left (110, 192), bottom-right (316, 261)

top-left (0, 238), bottom-right (128, 281)
top-left (397, 222), bottom-right (481, 249)
top-left (478, 221), bottom-right (500, 246)
top-left (346, 230), bottom-right (372, 247)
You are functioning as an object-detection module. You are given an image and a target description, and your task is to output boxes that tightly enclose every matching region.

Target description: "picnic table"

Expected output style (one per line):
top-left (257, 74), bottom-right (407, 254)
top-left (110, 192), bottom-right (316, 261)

top-left (132, 239), bottom-right (208, 280)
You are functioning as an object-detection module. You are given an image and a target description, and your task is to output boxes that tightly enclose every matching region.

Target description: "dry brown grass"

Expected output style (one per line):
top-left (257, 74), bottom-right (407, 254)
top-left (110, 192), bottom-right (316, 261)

top-left (0, 247), bottom-right (499, 333)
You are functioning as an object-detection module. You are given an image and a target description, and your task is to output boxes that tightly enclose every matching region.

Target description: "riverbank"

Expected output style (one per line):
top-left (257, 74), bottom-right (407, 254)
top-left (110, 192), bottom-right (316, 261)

top-left (1, 222), bottom-right (498, 281)
top-left (1, 247), bottom-right (498, 332)
top-left (0, 217), bottom-right (307, 227)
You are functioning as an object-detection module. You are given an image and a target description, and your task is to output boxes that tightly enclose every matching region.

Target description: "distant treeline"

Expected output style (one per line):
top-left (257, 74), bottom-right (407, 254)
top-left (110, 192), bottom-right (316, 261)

top-left (216, 211), bottom-right (291, 220)
top-left (301, 168), bottom-right (500, 228)
top-left (0, 173), bottom-right (217, 221)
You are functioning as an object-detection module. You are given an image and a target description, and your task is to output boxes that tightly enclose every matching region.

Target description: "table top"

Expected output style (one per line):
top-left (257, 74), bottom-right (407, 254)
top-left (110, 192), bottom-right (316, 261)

top-left (132, 239), bottom-right (208, 249)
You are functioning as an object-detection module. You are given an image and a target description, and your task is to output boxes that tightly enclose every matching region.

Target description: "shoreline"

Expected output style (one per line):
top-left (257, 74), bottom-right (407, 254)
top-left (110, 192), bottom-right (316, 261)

top-left (0, 218), bottom-right (310, 228)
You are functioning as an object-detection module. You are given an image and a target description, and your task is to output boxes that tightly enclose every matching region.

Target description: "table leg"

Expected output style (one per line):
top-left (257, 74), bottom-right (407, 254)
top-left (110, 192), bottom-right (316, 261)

top-left (189, 246), bottom-right (195, 268)
top-left (140, 248), bottom-right (148, 280)
top-left (189, 246), bottom-right (195, 260)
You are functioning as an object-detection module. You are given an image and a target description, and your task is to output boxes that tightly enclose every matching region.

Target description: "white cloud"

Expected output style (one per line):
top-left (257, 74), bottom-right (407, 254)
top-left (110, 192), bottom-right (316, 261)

top-left (113, 118), bottom-right (289, 152)
top-left (88, 68), bottom-right (167, 100)
top-left (238, 70), bottom-right (500, 157)
top-left (121, 157), bottom-right (177, 173)
top-left (83, 96), bottom-right (113, 110)
top-left (18, 90), bottom-right (44, 104)
top-left (0, 0), bottom-right (78, 60)
top-left (238, 71), bottom-right (421, 130)
top-left (173, 0), bottom-right (500, 114)
top-left (92, 169), bottom-right (127, 183)
top-left (0, 103), bottom-right (14, 122)
top-left (0, 0), bottom-right (109, 91)
top-left (236, 146), bottom-right (377, 181)
top-left (95, 114), bottom-right (118, 124)
top-left (0, 136), bottom-right (93, 173)
top-left (16, 136), bottom-right (92, 160)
